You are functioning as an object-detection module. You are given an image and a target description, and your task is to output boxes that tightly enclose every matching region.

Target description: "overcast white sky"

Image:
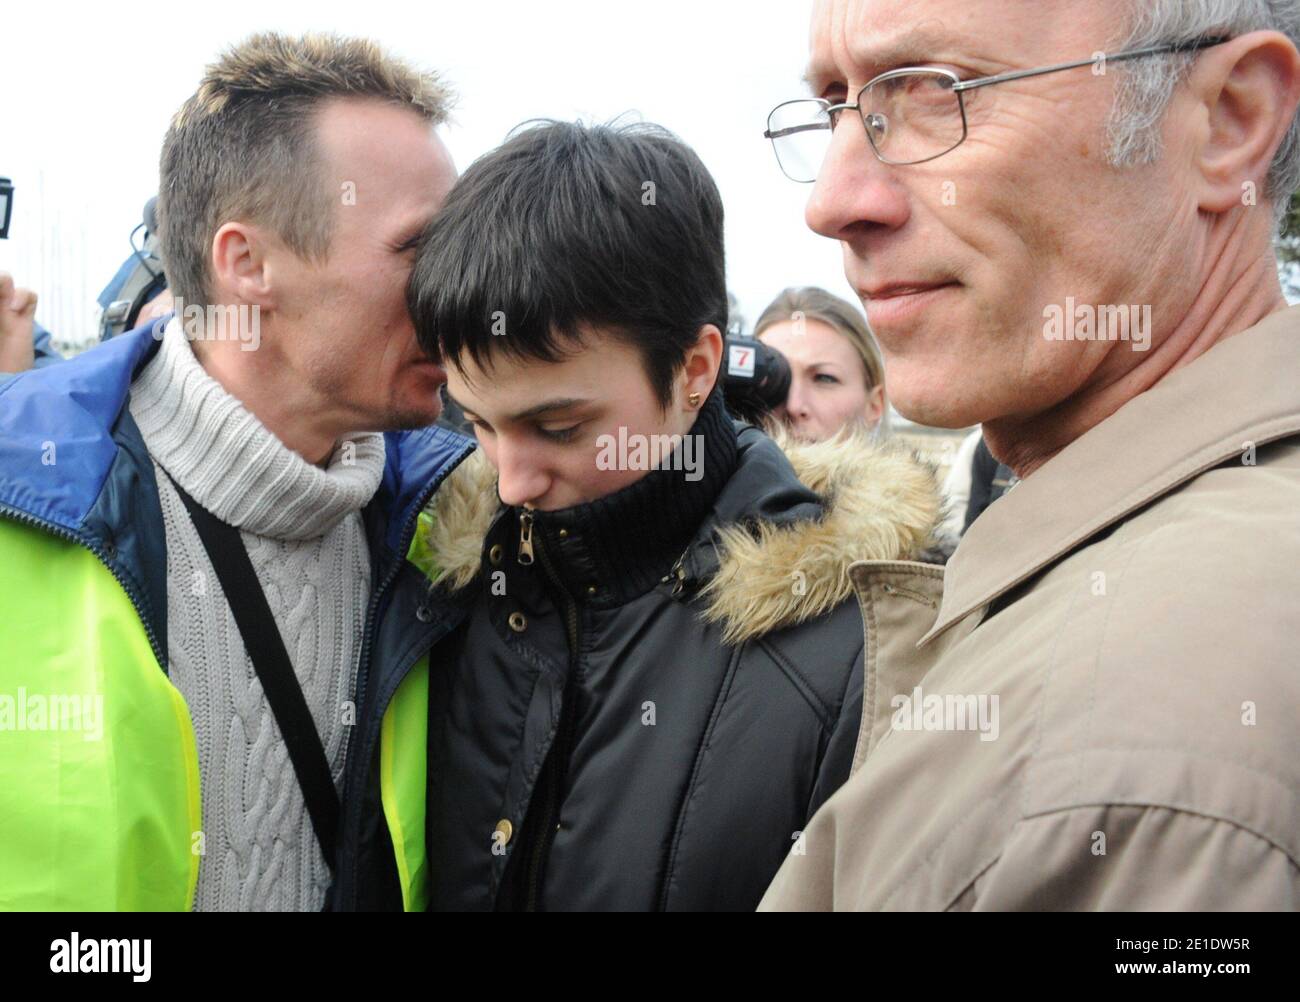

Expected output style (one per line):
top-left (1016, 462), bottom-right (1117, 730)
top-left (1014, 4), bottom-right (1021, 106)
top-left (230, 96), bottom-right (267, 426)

top-left (1, 0), bottom-right (857, 346)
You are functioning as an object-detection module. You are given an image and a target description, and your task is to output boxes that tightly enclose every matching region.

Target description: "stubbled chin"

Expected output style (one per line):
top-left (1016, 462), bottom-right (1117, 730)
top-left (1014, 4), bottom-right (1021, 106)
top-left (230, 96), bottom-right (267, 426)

top-left (384, 388), bottom-right (444, 432)
top-left (406, 369), bottom-right (447, 420)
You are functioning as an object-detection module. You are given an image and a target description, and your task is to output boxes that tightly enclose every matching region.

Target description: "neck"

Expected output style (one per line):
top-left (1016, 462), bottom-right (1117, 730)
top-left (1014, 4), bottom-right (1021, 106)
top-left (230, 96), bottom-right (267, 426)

top-left (129, 318), bottom-right (389, 540)
top-left (194, 334), bottom-right (346, 467)
top-left (987, 218), bottom-right (1288, 479)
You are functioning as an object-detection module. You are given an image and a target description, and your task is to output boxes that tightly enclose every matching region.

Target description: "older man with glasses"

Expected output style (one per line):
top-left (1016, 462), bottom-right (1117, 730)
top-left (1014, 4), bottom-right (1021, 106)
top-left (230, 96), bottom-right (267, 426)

top-left (760, 0), bottom-right (1300, 911)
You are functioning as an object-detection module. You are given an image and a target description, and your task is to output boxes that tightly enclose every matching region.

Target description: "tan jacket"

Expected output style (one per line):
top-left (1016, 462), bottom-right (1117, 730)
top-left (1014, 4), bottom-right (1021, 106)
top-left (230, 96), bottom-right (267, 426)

top-left (759, 309), bottom-right (1300, 911)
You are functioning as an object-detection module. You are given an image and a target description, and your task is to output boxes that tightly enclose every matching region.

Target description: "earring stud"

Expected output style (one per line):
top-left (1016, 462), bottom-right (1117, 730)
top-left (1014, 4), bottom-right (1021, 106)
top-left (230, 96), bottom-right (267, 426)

top-left (688, 391), bottom-right (702, 407)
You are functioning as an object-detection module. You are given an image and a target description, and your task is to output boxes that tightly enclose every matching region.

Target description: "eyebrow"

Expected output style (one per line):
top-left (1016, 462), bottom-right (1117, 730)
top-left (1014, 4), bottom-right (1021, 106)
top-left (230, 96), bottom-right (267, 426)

top-left (448, 392), bottom-right (592, 423)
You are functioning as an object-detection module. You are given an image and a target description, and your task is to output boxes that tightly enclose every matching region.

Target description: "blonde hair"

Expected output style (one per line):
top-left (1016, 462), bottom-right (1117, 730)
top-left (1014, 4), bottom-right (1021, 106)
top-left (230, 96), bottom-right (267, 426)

top-left (158, 32), bottom-right (453, 305)
top-left (753, 286), bottom-right (885, 389)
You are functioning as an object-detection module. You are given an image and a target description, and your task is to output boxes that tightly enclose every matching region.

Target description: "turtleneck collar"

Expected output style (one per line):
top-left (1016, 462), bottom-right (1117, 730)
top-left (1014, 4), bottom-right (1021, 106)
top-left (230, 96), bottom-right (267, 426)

top-left (128, 317), bottom-right (387, 541)
top-left (510, 386), bottom-right (740, 607)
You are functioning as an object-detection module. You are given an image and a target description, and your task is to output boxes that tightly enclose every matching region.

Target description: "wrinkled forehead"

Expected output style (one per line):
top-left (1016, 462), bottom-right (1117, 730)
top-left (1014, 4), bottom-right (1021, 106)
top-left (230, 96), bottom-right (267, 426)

top-left (806, 0), bottom-right (1113, 93)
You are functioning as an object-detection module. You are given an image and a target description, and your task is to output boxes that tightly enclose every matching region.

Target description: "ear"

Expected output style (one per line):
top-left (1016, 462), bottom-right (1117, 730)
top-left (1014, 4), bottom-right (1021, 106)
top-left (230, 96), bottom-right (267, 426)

top-left (210, 221), bottom-right (276, 309)
top-left (1187, 31), bottom-right (1300, 215)
top-left (680, 323), bottom-right (724, 404)
top-left (864, 382), bottom-right (886, 427)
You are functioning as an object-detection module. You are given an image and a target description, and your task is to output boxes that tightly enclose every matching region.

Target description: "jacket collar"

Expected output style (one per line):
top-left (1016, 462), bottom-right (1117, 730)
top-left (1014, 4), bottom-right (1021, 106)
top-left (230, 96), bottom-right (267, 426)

top-left (368, 424), bottom-right (475, 563)
top-left (923, 305), bottom-right (1300, 645)
top-left (421, 421), bottom-right (946, 644)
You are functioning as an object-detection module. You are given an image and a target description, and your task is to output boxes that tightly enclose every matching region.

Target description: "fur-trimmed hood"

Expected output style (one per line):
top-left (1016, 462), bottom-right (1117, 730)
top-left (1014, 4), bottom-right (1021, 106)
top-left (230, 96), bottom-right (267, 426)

top-left (415, 424), bottom-right (944, 645)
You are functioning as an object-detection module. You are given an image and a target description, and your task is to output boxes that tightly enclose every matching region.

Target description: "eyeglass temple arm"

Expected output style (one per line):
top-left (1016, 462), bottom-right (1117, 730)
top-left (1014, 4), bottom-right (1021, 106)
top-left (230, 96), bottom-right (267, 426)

top-left (763, 121), bottom-right (832, 140)
top-left (764, 100), bottom-right (859, 139)
top-left (952, 36), bottom-right (1231, 93)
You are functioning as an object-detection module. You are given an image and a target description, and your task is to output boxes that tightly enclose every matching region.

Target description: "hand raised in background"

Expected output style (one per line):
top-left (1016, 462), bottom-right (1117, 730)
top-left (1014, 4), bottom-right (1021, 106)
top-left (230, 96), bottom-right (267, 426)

top-left (0, 272), bottom-right (37, 374)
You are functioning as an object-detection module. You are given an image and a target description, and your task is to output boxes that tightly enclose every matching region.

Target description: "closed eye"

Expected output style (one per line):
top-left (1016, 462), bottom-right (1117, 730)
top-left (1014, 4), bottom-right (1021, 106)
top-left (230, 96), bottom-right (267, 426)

top-left (394, 231), bottom-right (424, 253)
top-left (539, 424), bottom-right (581, 444)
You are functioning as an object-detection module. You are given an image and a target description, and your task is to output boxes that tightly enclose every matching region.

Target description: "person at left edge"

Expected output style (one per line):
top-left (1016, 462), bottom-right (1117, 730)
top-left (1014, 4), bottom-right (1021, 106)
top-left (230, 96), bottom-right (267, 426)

top-left (0, 33), bottom-right (469, 911)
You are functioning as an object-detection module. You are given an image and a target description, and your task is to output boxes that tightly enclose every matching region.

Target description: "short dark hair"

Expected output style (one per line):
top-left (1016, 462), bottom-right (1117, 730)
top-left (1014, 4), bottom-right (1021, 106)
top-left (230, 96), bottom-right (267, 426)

top-left (408, 119), bottom-right (727, 408)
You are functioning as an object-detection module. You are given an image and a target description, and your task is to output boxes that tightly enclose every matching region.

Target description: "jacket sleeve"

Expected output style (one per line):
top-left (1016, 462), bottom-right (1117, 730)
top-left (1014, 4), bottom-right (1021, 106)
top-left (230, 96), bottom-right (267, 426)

top-left (969, 804), bottom-right (1300, 911)
top-left (804, 640), bottom-right (865, 821)
top-left (0, 520), bottom-right (200, 910)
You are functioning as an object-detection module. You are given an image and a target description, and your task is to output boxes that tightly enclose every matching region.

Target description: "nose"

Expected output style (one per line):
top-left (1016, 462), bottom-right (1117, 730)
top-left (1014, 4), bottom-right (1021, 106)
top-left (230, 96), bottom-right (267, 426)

top-left (805, 113), bottom-right (911, 241)
top-left (784, 378), bottom-right (813, 424)
top-left (493, 437), bottom-right (551, 508)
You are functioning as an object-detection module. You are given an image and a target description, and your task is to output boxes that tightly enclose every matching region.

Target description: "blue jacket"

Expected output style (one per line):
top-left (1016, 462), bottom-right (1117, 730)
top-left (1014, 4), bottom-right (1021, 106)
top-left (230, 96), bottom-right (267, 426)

top-left (0, 322), bottom-right (475, 909)
top-left (30, 322), bottom-right (60, 367)
top-left (21, 245), bottom-right (165, 369)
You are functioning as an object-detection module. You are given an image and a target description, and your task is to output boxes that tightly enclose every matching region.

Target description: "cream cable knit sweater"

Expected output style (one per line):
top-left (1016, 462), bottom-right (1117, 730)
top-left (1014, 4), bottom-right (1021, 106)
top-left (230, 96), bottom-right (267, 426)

top-left (128, 319), bottom-right (386, 911)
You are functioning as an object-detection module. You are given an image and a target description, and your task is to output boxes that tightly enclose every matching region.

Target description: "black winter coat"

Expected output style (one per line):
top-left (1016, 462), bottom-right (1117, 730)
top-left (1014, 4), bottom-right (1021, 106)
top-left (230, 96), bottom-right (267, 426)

top-left (418, 412), bottom-right (940, 911)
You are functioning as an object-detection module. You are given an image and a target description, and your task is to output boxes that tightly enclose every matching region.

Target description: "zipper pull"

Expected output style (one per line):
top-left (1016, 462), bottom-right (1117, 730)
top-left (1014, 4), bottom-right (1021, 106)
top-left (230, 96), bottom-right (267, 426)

top-left (670, 554), bottom-right (687, 596)
top-left (518, 510), bottom-right (535, 566)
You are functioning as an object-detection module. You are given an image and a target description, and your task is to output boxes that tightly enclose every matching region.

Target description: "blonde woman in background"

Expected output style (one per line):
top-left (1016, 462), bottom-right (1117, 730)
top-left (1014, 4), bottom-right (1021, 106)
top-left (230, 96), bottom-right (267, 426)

top-left (754, 286), bottom-right (887, 442)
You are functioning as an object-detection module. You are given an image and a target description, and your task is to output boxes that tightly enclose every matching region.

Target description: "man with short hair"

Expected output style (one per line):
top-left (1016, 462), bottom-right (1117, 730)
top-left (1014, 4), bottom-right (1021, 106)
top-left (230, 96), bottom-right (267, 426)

top-left (760, 0), bottom-right (1300, 909)
top-left (0, 32), bottom-right (467, 911)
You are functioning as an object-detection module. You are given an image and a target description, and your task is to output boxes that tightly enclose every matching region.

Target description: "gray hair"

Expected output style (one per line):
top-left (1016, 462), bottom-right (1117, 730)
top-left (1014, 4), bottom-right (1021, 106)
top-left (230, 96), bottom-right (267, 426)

top-left (1107, 0), bottom-right (1300, 228)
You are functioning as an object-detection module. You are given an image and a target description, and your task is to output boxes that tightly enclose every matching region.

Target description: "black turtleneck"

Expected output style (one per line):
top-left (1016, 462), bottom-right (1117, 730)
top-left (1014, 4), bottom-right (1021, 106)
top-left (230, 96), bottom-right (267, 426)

top-left (514, 387), bottom-right (739, 608)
